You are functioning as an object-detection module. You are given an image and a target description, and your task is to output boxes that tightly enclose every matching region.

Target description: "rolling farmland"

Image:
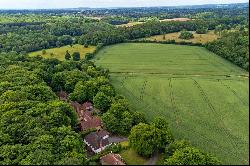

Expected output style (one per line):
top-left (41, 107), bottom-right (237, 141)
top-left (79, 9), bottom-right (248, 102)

top-left (95, 43), bottom-right (249, 165)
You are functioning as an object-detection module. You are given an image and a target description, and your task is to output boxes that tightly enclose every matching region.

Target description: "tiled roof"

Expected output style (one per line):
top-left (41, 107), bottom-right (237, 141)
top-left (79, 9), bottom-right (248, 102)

top-left (82, 101), bottom-right (93, 109)
top-left (70, 101), bottom-right (83, 115)
top-left (84, 130), bottom-right (110, 150)
top-left (100, 153), bottom-right (125, 165)
top-left (98, 130), bottom-right (110, 138)
top-left (80, 116), bottom-right (102, 131)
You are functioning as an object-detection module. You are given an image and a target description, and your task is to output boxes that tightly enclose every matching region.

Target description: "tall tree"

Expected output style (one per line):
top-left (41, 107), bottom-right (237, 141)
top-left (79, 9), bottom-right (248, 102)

top-left (72, 52), bottom-right (80, 61)
top-left (65, 50), bottom-right (71, 60)
top-left (164, 147), bottom-right (221, 165)
top-left (129, 123), bottom-right (162, 157)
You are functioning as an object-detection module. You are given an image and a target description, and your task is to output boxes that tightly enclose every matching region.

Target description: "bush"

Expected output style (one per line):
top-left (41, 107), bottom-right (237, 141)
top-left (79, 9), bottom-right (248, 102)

top-left (72, 52), bottom-right (80, 61)
top-left (105, 144), bottom-right (122, 153)
top-left (84, 43), bottom-right (89, 48)
top-left (98, 143), bottom-right (123, 158)
top-left (119, 141), bottom-right (129, 150)
top-left (65, 50), bottom-right (71, 60)
top-left (179, 31), bottom-right (194, 39)
top-left (196, 28), bottom-right (208, 34)
top-left (88, 153), bottom-right (101, 162)
top-left (85, 53), bottom-right (94, 60)
top-left (165, 147), bottom-right (221, 165)
top-left (42, 49), bottom-right (46, 55)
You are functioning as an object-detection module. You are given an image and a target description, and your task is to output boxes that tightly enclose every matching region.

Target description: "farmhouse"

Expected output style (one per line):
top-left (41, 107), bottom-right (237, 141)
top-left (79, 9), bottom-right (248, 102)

top-left (100, 153), bottom-right (126, 165)
top-left (84, 130), bottom-right (111, 153)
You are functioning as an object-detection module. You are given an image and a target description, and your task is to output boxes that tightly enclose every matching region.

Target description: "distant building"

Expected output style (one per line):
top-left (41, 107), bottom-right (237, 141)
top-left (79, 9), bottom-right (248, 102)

top-left (100, 153), bottom-right (126, 165)
top-left (84, 130), bottom-right (111, 153)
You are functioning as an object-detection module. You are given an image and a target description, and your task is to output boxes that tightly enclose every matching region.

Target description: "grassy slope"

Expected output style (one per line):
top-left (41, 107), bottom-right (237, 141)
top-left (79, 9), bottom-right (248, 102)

top-left (29, 44), bottom-right (96, 61)
top-left (142, 31), bottom-right (218, 44)
top-left (94, 43), bottom-right (249, 165)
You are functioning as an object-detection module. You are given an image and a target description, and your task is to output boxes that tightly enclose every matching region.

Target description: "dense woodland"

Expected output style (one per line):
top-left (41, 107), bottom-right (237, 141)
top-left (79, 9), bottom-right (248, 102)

top-left (0, 3), bottom-right (248, 165)
top-left (0, 51), bottom-right (146, 164)
top-left (205, 31), bottom-right (249, 70)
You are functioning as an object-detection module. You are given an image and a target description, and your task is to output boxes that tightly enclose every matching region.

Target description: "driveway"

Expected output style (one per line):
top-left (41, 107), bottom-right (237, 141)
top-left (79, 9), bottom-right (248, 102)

top-left (144, 151), bottom-right (159, 165)
top-left (108, 136), bottom-right (128, 144)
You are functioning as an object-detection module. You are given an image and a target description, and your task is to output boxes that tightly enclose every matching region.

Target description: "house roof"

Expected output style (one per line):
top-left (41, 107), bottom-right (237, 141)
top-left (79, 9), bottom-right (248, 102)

top-left (80, 116), bottom-right (102, 131)
top-left (79, 110), bottom-right (102, 131)
top-left (84, 130), bottom-right (110, 150)
top-left (83, 111), bottom-right (92, 121)
top-left (70, 101), bottom-right (83, 114)
top-left (100, 153), bottom-right (125, 165)
top-left (98, 130), bottom-right (110, 138)
top-left (82, 101), bottom-right (93, 109)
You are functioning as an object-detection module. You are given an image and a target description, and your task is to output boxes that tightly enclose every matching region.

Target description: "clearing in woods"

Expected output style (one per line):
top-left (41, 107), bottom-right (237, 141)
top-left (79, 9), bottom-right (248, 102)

top-left (116, 22), bottom-right (144, 27)
top-left (29, 44), bottom-right (96, 61)
top-left (116, 18), bottom-right (193, 27)
top-left (142, 30), bottom-right (218, 44)
top-left (94, 43), bottom-right (249, 165)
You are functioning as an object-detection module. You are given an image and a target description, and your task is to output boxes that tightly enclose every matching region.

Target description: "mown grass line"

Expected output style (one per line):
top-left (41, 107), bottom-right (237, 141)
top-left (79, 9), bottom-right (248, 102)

top-left (191, 78), bottom-right (241, 159)
top-left (219, 80), bottom-right (248, 106)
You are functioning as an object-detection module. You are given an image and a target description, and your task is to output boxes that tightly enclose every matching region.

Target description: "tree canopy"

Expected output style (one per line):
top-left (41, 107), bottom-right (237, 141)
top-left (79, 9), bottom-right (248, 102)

top-left (129, 118), bottom-right (173, 157)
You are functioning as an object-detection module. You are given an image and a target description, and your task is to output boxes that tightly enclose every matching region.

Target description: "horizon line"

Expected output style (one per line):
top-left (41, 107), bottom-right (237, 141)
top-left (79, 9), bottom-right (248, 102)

top-left (0, 2), bottom-right (248, 10)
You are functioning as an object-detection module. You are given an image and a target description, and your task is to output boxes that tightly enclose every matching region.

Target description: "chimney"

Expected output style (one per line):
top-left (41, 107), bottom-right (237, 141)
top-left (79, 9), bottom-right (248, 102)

top-left (100, 139), bottom-right (103, 149)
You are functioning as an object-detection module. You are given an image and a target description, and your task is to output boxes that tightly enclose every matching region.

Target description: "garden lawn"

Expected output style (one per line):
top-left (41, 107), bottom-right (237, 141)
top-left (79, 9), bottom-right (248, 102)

top-left (119, 148), bottom-right (148, 165)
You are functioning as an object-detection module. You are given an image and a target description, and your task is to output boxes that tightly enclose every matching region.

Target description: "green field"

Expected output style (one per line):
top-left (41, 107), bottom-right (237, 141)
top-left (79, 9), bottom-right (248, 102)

top-left (29, 44), bottom-right (96, 61)
top-left (94, 43), bottom-right (249, 165)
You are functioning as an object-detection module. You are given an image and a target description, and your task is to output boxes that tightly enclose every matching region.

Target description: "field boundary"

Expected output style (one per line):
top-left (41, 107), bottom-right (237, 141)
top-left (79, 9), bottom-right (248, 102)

top-left (139, 79), bottom-right (148, 101)
top-left (109, 71), bottom-right (249, 79)
top-left (168, 78), bottom-right (181, 127)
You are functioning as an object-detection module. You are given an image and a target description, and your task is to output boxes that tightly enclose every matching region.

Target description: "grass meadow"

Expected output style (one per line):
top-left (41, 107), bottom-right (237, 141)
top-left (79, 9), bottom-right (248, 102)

top-left (95, 43), bottom-right (249, 165)
top-left (29, 44), bottom-right (96, 61)
top-left (142, 30), bottom-right (218, 44)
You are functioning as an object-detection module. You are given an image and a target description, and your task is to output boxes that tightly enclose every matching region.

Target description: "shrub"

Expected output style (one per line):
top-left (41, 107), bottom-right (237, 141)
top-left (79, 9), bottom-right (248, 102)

top-left (84, 43), bottom-right (89, 48)
top-left (42, 49), bottom-right (46, 55)
top-left (179, 31), bottom-right (194, 39)
top-left (72, 52), bottom-right (80, 61)
top-left (196, 28), bottom-right (208, 34)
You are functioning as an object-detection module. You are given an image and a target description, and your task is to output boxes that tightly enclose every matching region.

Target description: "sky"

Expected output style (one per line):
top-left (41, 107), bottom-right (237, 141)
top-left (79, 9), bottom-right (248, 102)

top-left (0, 0), bottom-right (248, 9)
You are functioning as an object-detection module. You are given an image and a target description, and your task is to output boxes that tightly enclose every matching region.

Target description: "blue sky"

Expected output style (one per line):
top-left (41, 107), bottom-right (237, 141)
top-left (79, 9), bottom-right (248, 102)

top-left (0, 0), bottom-right (248, 9)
